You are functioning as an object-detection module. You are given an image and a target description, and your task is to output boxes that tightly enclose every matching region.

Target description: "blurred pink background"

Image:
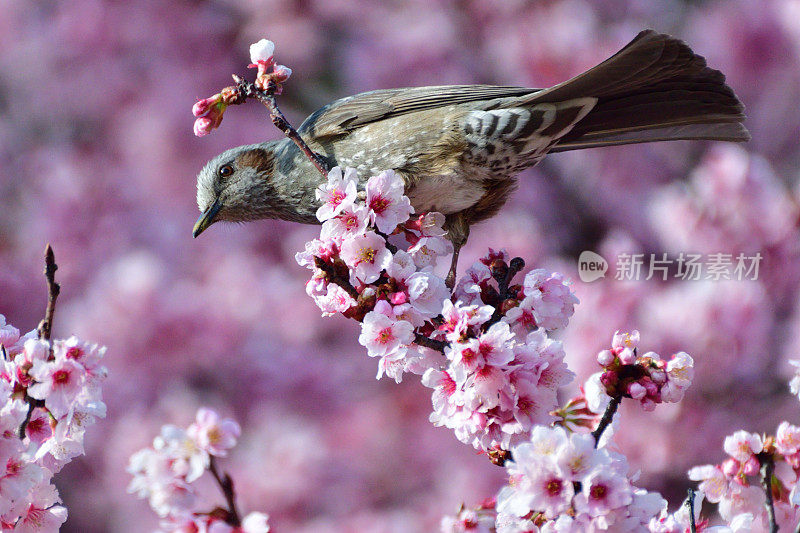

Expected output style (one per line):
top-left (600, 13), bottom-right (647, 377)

top-left (2, 0), bottom-right (800, 530)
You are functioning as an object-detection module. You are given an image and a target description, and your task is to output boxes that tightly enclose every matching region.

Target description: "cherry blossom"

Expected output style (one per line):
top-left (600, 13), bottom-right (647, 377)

top-left (187, 408), bottom-right (241, 457)
top-left (315, 167), bottom-right (359, 222)
top-left (365, 170), bottom-right (413, 233)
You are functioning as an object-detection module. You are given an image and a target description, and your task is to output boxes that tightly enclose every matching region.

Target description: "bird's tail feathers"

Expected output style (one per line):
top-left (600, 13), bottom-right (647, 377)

top-left (525, 30), bottom-right (750, 150)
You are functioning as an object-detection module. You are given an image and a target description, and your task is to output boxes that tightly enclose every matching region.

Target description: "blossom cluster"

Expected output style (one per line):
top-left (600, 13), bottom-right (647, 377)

top-left (192, 39), bottom-right (292, 137)
top-left (687, 424), bottom-right (800, 530)
top-left (248, 39), bottom-right (292, 92)
top-left (127, 407), bottom-right (270, 533)
top-left (0, 314), bottom-right (107, 531)
top-left (584, 330), bottom-right (694, 413)
top-left (296, 167), bottom-right (580, 453)
top-left (492, 425), bottom-right (667, 532)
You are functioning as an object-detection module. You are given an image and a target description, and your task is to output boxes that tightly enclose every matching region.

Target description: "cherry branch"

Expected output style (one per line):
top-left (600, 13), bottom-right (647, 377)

top-left (21, 244), bottom-right (59, 438)
top-left (231, 75), bottom-right (330, 178)
top-left (759, 455), bottom-right (778, 533)
top-left (36, 244), bottom-right (60, 342)
top-left (209, 456), bottom-right (242, 527)
top-left (686, 489), bottom-right (697, 533)
top-left (313, 257), bottom-right (448, 354)
top-left (591, 395), bottom-right (621, 447)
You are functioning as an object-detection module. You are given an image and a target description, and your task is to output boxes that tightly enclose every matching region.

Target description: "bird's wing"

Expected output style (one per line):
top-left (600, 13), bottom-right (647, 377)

top-left (299, 85), bottom-right (541, 139)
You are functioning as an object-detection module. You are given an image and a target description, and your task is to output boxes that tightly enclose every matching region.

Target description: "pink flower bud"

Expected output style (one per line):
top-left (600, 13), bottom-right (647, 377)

top-left (722, 457), bottom-right (740, 477)
top-left (191, 96), bottom-right (227, 137)
top-left (642, 378), bottom-right (659, 397)
top-left (628, 382), bottom-right (646, 400)
top-left (390, 292), bottom-right (408, 305)
top-left (742, 456), bottom-right (760, 476)
top-left (193, 117), bottom-right (214, 137)
top-left (250, 38), bottom-right (275, 64)
top-left (597, 349), bottom-right (615, 366)
top-left (272, 64), bottom-right (293, 83)
top-left (618, 348), bottom-right (637, 365)
top-left (192, 97), bottom-right (215, 118)
top-left (649, 368), bottom-right (667, 384)
top-left (600, 370), bottom-right (618, 388)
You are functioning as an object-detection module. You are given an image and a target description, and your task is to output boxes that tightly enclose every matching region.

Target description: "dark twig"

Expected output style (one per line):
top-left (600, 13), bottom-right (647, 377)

top-left (686, 489), bottom-right (697, 533)
top-left (760, 455), bottom-right (778, 533)
top-left (18, 398), bottom-right (45, 439)
top-left (313, 257), bottom-right (448, 354)
top-left (591, 395), bottom-right (621, 447)
top-left (413, 333), bottom-right (447, 353)
top-left (1, 345), bottom-right (7, 361)
top-left (233, 75), bottom-right (330, 178)
top-left (314, 258), bottom-right (360, 301)
top-left (22, 245), bottom-right (61, 438)
top-left (36, 244), bottom-right (60, 341)
top-left (209, 456), bottom-right (242, 527)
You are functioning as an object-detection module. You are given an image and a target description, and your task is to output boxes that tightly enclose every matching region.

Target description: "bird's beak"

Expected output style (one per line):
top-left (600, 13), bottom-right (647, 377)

top-left (193, 199), bottom-right (222, 238)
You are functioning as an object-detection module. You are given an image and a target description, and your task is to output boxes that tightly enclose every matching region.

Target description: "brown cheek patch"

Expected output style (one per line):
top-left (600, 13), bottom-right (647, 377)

top-left (236, 148), bottom-right (275, 175)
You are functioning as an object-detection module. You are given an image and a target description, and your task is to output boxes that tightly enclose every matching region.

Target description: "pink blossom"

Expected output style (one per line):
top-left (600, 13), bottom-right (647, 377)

top-left (406, 271), bottom-right (449, 318)
top-left (358, 311), bottom-right (414, 357)
top-left (521, 269), bottom-right (578, 331)
top-left (27, 358), bottom-right (86, 419)
top-left (611, 330), bottom-right (640, 365)
top-left (320, 203), bottom-right (370, 239)
top-left (339, 231), bottom-right (392, 284)
top-left (192, 93), bottom-right (229, 137)
top-left (24, 408), bottom-right (53, 445)
top-left (153, 425), bottom-right (208, 483)
top-left (574, 468), bottom-right (633, 517)
top-left (408, 236), bottom-right (453, 269)
top-left (556, 432), bottom-right (606, 481)
top-left (688, 464), bottom-right (729, 503)
top-left (241, 511), bottom-right (271, 532)
top-left (789, 360), bottom-right (800, 399)
top-left (249, 39), bottom-right (275, 63)
top-left (315, 167), bottom-right (359, 221)
top-left (187, 408), bottom-right (241, 457)
top-left (385, 249), bottom-right (417, 282)
top-left (314, 283), bottom-right (356, 316)
top-left (717, 485), bottom-right (765, 522)
top-left (776, 421), bottom-right (800, 455)
top-left (523, 462), bottom-right (575, 518)
top-left (365, 170), bottom-right (413, 233)
top-left (584, 373), bottom-right (611, 414)
top-left (723, 430), bottom-right (763, 462)
top-left (0, 316), bottom-right (20, 348)
top-left (453, 262), bottom-right (492, 306)
top-left (11, 483), bottom-right (67, 533)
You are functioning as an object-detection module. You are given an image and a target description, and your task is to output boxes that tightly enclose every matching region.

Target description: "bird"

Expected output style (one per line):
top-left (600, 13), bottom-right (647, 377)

top-left (193, 30), bottom-right (749, 283)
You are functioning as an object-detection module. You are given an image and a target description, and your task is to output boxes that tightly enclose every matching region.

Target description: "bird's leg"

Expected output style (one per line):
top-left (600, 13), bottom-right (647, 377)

top-left (445, 243), bottom-right (462, 289)
top-left (444, 215), bottom-right (470, 289)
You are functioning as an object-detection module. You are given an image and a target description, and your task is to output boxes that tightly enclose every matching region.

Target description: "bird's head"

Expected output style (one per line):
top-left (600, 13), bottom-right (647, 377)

top-left (193, 142), bottom-right (280, 237)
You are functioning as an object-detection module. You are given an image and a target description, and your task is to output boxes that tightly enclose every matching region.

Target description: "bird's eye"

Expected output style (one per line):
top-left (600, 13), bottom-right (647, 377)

top-left (219, 164), bottom-right (234, 178)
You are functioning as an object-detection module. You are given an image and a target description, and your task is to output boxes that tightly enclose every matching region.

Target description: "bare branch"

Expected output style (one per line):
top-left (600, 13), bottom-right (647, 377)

top-left (36, 244), bottom-right (60, 341)
top-left (591, 395), bottom-right (621, 447)
top-left (760, 455), bottom-right (778, 533)
top-left (209, 456), bottom-right (242, 527)
top-left (686, 488), bottom-right (697, 533)
top-left (233, 75), bottom-right (330, 178)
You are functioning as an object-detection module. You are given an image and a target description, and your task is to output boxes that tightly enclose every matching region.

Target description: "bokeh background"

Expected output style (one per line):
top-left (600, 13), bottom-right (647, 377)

top-left (2, 0), bottom-right (800, 530)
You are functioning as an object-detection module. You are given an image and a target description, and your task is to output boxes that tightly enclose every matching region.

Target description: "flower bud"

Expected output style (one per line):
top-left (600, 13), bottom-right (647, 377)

top-left (597, 349), bottom-right (615, 366)
top-left (390, 292), bottom-right (408, 305)
top-left (721, 457), bottom-right (740, 477)
top-left (742, 455), bottom-right (760, 476)
top-left (627, 382), bottom-right (646, 400)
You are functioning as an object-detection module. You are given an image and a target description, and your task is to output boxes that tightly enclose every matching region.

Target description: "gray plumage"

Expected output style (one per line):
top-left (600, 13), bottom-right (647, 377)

top-left (194, 30), bottom-right (749, 248)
